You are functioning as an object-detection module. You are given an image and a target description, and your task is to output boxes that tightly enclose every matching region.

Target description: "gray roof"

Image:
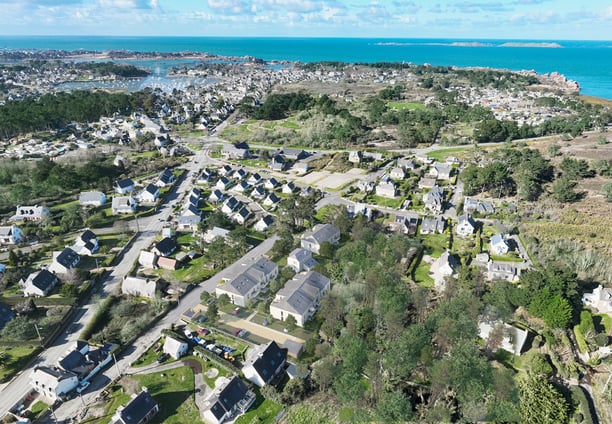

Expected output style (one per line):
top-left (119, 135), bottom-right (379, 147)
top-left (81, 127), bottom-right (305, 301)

top-left (273, 271), bottom-right (330, 315)
top-left (302, 224), bottom-right (339, 245)
top-left (118, 390), bottom-right (159, 424)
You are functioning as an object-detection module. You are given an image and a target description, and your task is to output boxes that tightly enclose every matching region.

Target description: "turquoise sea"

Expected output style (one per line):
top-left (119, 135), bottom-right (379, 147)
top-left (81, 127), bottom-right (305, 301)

top-left (0, 36), bottom-right (611, 99)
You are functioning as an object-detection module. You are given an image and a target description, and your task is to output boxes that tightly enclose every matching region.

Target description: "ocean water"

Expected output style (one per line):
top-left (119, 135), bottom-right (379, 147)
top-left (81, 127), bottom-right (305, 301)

top-left (0, 36), bottom-right (611, 99)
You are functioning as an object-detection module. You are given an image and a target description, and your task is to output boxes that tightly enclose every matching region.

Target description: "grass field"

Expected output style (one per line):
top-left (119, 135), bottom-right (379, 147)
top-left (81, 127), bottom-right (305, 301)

top-left (0, 345), bottom-right (42, 383)
top-left (426, 146), bottom-right (470, 161)
top-left (387, 101), bottom-right (426, 111)
top-left (235, 396), bottom-right (283, 424)
top-left (365, 194), bottom-right (403, 209)
top-left (414, 262), bottom-right (435, 287)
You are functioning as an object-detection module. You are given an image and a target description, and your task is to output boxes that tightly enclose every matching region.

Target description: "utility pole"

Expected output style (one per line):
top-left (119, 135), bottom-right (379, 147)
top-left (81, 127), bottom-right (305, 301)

top-left (113, 353), bottom-right (122, 377)
top-left (34, 323), bottom-right (43, 346)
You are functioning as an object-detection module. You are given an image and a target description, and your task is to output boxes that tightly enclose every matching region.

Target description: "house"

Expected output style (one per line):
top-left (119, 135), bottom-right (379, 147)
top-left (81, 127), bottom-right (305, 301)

top-left (254, 215), bottom-right (275, 232)
top-left (152, 237), bottom-right (178, 257)
top-left (122, 276), bottom-right (160, 299)
top-left (203, 227), bottom-right (231, 243)
top-left (423, 185), bottom-right (445, 214)
top-left (232, 168), bottom-right (248, 181)
top-left (420, 216), bottom-right (446, 235)
top-left (478, 318), bottom-right (529, 356)
top-left (30, 366), bottom-right (78, 402)
top-left (222, 143), bottom-right (249, 159)
top-left (21, 269), bottom-right (60, 297)
top-left (140, 183), bottom-right (160, 203)
top-left (429, 162), bottom-right (453, 180)
top-left (490, 234), bottom-right (510, 255)
top-left (156, 168), bottom-right (175, 187)
top-left (430, 251), bottom-right (460, 291)
top-left (198, 168), bottom-right (215, 184)
top-left (264, 178), bottom-right (280, 190)
top-left (79, 191), bottom-right (106, 207)
top-left (157, 256), bottom-right (178, 270)
top-left (464, 197), bottom-right (495, 215)
top-left (219, 164), bottom-right (233, 177)
top-left (346, 203), bottom-right (372, 220)
top-left (176, 213), bottom-right (201, 232)
top-left (363, 151), bottom-right (384, 161)
top-left (216, 177), bottom-right (233, 191)
top-left (48, 247), bottom-right (80, 275)
top-left (248, 173), bottom-right (263, 186)
top-left (73, 229), bottom-right (99, 256)
top-left (232, 181), bottom-right (250, 193)
top-left (300, 224), bottom-right (340, 255)
top-left (112, 389), bottom-right (160, 424)
top-left (242, 341), bottom-right (287, 387)
top-left (456, 214), bottom-right (476, 237)
top-left (58, 341), bottom-right (114, 382)
top-left (10, 205), bottom-right (50, 222)
top-left (138, 251), bottom-right (158, 269)
top-left (356, 180), bottom-right (374, 193)
top-left (282, 181), bottom-right (297, 194)
top-left (418, 177), bottom-right (436, 190)
top-left (163, 335), bottom-right (188, 360)
top-left (287, 248), bottom-right (318, 273)
top-left (216, 258), bottom-right (278, 307)
top-left (0, 302), bottom-right (14, 331)
top-left (270, 155), bottom-right (287, 171)
top-left (250, 186), bottom-right (266, 200)
top-left (263, 192), bottom-right (280, 207)
top-left (487, 261), bottom-right (521, 282)
top-left (209, 189), bottom-right (225, 203)
top-left (0, 225), bottom-right (24, 245)
top-left (282, 148), bottom-right (308, 161)
top-left (582, 285), bottom-right (612, 313)
top-left (112, 196), bottom-right (137, 214)
top-left (397, 157), bottom-right (417, 170)
top-left (269, 271), bottom-right (331, 327)
top-left (292, 162), bottom-right (309, 175)
top-left (115, 178), bottom-right (135, 194)
top-left (202, 376), bottom-right (256, 424)
top-left (389, 167), bottom-right (406, 180)
top-left (348, 151), bottom-right (362, 164)
top-left (393, 212), bottom-right (419, 235)
top-left (375, 181), bottom-right (396, 198)
top-left (233, 206), bottom-right (252, 225)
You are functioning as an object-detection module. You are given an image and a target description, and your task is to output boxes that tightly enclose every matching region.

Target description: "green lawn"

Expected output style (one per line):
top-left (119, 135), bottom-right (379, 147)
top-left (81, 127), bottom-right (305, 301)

top-left (421, 232), bottom-right (450, 258)
top-left (162, 256), bottom-right (217, 283)
top-left (29, 400), bottom-right (49, 420)
top-left (235, 396), bottom-right (282, 424)
top-left (386, 101), bottom-right (426, 111)
top-left (573, 326), bottom-right (589, 354)
top-left (131, 339), bottom-right (166, 368)
top-left (594, 314), bottom-right (612, 333)
top-left (426, 147), bottom-right (470, 161)
top-left (250, 313), bottom-right (312, 341)
top-left (414, 262), bottom-right (435, 287)
top-left (0, 345), bottom-right (42, 383)
top-left (365, 195), bottom-right (404, 209)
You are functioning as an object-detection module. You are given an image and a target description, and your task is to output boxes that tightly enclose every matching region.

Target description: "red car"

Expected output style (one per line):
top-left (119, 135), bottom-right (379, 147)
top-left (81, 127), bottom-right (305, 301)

top-left (197, 327), bottom-right (211, 336)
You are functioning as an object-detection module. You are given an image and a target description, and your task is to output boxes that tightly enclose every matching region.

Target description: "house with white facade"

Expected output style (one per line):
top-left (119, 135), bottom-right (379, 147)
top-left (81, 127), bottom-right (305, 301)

top-left (0, 225), bottom-right (24, 245)
top-left (112, 196), bottom-right (137, 214)
top-left (48, 247), bottom-right (80, 275)
top-left (21, 269), bottom-right (60, 297)
top-left (79, 191), bottom-right (106, 207)
top-left (73, 229), bottom-right (99, 256)
top-left (456, 214), bottom-right (476, 237)
top-left (389, 167), bottom-right (406, 180)
top-left (202, 376), bottom-right (256, 424)
top-left (115, 178), bottom-right (135, 194)
top-left (287, 248), bottom-right (318, 273)
top-left (423, 185), bottom-right (445, 214)
top-left (430, 251), bottom-right (460, 291)
top-left (300, 224), bottom-right (340, 255)
top-left (478, 318), bottom-right (529, 356)
top-left (112, 389), bottom-right (160, 424)
top-left (375, 181), bottom-right (396, 198)
top-left (122, 276), bottom-right (160, 299)
top-left (216, 258), bottom-right (278, 307)
top-left (10, 205), bottom-right (50, 222)
top-left (242, 341), bottom-right (287, 387)
top-left (163, 335), bottom-right (188, 360)
top-left (30, 366), bottom-right (78, 402)
top-left (490, 234), bottom-right (510, 255)
top-left (582, 285), bottom-right (612, 313)
top-left (140, 183), bottom-right (160, 203)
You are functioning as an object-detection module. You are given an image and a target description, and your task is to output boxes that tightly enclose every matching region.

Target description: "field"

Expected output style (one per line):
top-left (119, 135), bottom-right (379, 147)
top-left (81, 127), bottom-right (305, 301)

top-left (235, 396), bottom-right (283, 424)
top-left (386, 101), bottom-right (426, 111)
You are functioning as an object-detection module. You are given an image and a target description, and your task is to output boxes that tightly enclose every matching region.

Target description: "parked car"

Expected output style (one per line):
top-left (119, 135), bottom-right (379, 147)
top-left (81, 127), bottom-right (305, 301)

top-left (184, 329), bottom-right (194, 338)
top-left (197, 327), bottom-right (211, 336)
top-left (157, 353), bottom-right (169, 363)
top-left (232, 307), bottom-right (240, 315)
top-left (232, 327), bottom-right (242, 336)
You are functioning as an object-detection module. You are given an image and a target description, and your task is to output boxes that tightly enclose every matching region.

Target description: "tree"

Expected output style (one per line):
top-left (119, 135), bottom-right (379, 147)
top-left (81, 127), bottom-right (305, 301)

top-left (518, 375), bottom-right (569, 424)
top-left (318, 241), bottom-right (334, 259)
top-left (205, 303), bottom-right (219, 323)
top-left (217, 293), bottom-right (230, 307)
top-left (376, 390), bottom-right (414, 422)
top-left (200, 290), bottom-right (211, 302)
top-left (0, 351), bottom-right (9, 369)
top-left (552, 176), bottom-right (580, 203)
top-left (281, 377), bottom-right (306, 405)
top-left (284, 314), bottom-right (297, 331)
top-left (0, 316), bottom-right (36, 341)
top-left (560, 156), bottom-right (594, 179)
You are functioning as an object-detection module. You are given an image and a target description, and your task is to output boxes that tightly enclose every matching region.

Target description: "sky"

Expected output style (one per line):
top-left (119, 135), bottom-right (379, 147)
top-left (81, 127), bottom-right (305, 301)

top-left (0, 0), bottom-right (610, 40)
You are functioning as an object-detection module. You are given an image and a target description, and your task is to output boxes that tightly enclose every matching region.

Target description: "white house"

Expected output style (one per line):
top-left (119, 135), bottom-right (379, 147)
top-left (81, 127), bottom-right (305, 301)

top-left (10, 205), bottom-right (50, 222)
top-left (423, 185), bottom-right (444, 214)
top-left (138, 250), bottom-right (158, 269)
top-left (30, 366), bottom-right (79, 402)
top-left (202, 376), bottom-right (256, 424)
top-left (490, 234), bottom-right (510, 255)
top-left (389, 167), bottom-right (406, 180)
top-left (163, 335), bottom-right (188, 360)
top-left (430, 250), bottom-right (460, 291)
top-left (112, 196), bottom-right (137, 214)
top-left (478, 318), bottom-right (529, 356)
top-left (115, 178), bottom-right (135, 194)
top-left (112, 389), bottom-right (160, 424)
top-left (287, 248), bottom-right (318, 273)
top-left (216, 258), bottom-right (278, 307)
top-left (254, 215), bottom-right (274, 232)
top-left (300, 224), bottom-right (340, 255)
top-left (79, 191), bottom-right (106, 207)
top-left (456, 214), bottom-right (476, 237)
top-left (242, 341), bottom-right (287, 387)
top-left (122, 276), bottom-right (160, 299)
top-left (429, 162), bottom-right (453, 180)
top-left (48, 247), bottom-right (80, 275)
top-left (0, 225), bottom-right (24, 245)
top-left (140, 183), bottom-right (160, 203)
top-left (375, 181), bottom-right (396, 198)
top-left (486, 261), bottom-right (521, 282)
top-left (203, 227), bottom-right (231, 243)
top-left (269, 271), bottom-right (331, 327)
top-left (582, 285), bottom-right (612, 313)
top-left (21, 269), bottom-right (60, 297)
top-left (73, 229), bottom-right (99, 256)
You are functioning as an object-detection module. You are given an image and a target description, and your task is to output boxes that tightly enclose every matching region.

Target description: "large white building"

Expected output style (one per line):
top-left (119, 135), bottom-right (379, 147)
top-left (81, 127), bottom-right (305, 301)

top-left (269, 271), bottom-right (330, 327)
top-left (30, 366), bottom-right (78, 402)
top-left (216, 258), bottom-right (278, 307)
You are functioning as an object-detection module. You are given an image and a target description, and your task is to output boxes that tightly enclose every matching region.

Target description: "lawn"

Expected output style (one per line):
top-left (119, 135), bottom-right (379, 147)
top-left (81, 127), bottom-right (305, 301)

top-left (573, 325), bottom-right (589, 354)
top-left (365, 194), bottom-right (403, 209)
top-left (426, 146), bottom-right (470, 161)
top-left (250, 312), bottom-right (312, 341)
top-left (594, 314), bottom-right (612, 333)
top-left (489, 253), bottom-right (525, 263)
top-left (0, 345), bottom-right (42, 383)
top-left (386, 101), bottom-right (426, 111)
top-left (421, 232), bottom-right (450, 258)
top-left (131, 338), bottom-right (166, 368)
top-left (414, 262), bottom-right (435, 287)
top-left (162, 255), bottom-right (217, 284)
top-left (235, 396), bottom-right (282, 424)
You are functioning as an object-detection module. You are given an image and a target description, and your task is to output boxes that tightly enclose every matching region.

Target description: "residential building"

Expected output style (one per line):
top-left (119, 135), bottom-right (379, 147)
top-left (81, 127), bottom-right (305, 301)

top-left (203, 227), bottom-right (231, 243)
top-left (216, 177), bottom-right (233, 191)
top-left (346, 203), bottom-right (372, 220)
top-left (222, 143), bottom-right (249, 159)
top-left (430, 162), bottom-right (453, 180)
top-left (111, 196), bottom-right (137, 214)
top-left (21, 269), bottom-right (60, 297)
top-left (393, 212), bottom-right (419, 235)
top-left (269, 271), bottom-right (331, 327)
top-left (250, 186), bottom-right (266, 200)
top-left (122, 276), bottom-right (160, 299)
top-left (58, 341), bottom-right (114, 382)
top-left (348, 151), bottom-right (362, 163)
top-left (375, 181), bottom-right (396, 198)
top-left (163, 335), bottom-right (188, 360)
top-left (30, 366), bottom-right (78, 402)
top-left (138, 251), bottom-right (158, 269)
top-left (202, 376), bottom-right (256, 424)
top-left (282, 181), bottom-right (297, 194)
top-left (478, 318), bottom-right (529, 356)
top-left (112, 389), bottom-right (159, 424)
top-left (79, 191), bottom-right (106, 207)
top-left (486, 261), bottom-right (521, 282)
top-left (10, 205), bottom-right (50, 222)
top-left (293, 162), bottom-right (309, 175)
top-left (418, 177), bottom-right (436, 190)
top-left (264, 178), bottom-right (280, 190)
top-left (582, 285), bottom-right (612, 313)
top-left (490, 234), bottom-right (510, 255)
top-left (157, 256), bottom-right (178, 270)
top-left (397, 157), bottom-right (416, 170)
top-left (209, 189), bottom-right (225, 203)
top-left (233, 206), bottom-right (252, 225)
top-left (248, 173), bottom-right (262, 185)
top-left (389, 167), bottom-right (406, 180)
top-left (48, 247), bottom-right (80, 275)
top-left (254, 215), bottom-right (275, 232)
top-left (218, 165), bottom-right (233, 177)
top-left (263, 192), bottom-right (280, 207)
top-left (464, 197), bottom-right (495, 215)
top-left (270, 155), bottom-right (287, 172)
top-left (152, 237), bottom-right (178, 257)
top-left (423, 185), bottom-right (445, 214)
top-left (420, 216), bottom-right (446, 235)
top-left (232, 181), bottom-right (250, 193)
top-left (300, 223), bottom-right (340, 255)
top-left (216, 258), bottom-right (278, 307)
top-left (115, 178), bottom-right (135, 194)
top-left (242, 341), bottom-right (287, 387)
top-left (156, 168), bottom-right (175, 187)
top-left (287, 248), bottom-right (318, 273)
top-left (0, 225), bottom-right (24, 245)
top-left (356, 180), bottom-right (374, 193)
top-left (221, 197), bottom-right (241, 215)
top-left (282, 148), bottom-right (308, 161)
top-left (430, 251), bottom-right (460, 291)
top-left (456, 214), bottom-right (476, 237)
top-left (73, 229), bottom-right (99, 256)
top-left (140, 183), bottom-right (160, 203)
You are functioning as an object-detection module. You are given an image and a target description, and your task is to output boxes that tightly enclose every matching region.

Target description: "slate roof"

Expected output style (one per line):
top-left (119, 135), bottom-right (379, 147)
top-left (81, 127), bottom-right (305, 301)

top-left (116, 178), bottom-right (134, 189)
top-left (28, 269), bottom-right (59, 292)
top-left (302, 224), bottom-right (340, 245)
top-left (273, 271), bottom-right (330, 315)
top-left (208, 376), bottom-right (252, 418)
top-left (244, 341), bottom-right (287, 385)
top-left (154, 237), bottom-right (178, 257)
top-left (55, 247), bottom-right (80, 268)
top-left (117, 390), bottom-right (159, 424)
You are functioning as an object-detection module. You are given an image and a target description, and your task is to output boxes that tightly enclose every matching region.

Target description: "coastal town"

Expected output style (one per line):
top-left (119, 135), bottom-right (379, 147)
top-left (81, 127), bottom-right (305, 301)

top-left (0, 50), bottom-right (611, 424)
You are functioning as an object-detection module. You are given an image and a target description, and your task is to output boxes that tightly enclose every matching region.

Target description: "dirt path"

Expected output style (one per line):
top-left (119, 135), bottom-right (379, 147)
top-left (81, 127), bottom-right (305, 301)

top-left (218, 312), bottom-right (306, 346)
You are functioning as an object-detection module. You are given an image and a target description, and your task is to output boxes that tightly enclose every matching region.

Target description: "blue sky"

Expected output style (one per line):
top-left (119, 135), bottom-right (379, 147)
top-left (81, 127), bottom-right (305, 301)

top-left (0, 0), bottom-right (610, 40)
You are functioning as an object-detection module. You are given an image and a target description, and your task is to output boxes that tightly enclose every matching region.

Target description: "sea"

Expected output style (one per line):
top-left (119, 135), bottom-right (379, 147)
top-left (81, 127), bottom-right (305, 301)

top-left (0, 36), bottom-right (611, 99)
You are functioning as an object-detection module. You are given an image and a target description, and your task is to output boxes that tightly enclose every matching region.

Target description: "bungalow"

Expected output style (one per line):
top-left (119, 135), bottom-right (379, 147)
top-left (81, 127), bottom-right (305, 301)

top-left (209, 189), bottom-right (225, 204)
top-left (79, 191), bottom-right (106, 207)
top-left (233, 206), bottom-right (253, 225)
top-left (111, 196), bottom-right (137, 214)
top-left (0, 225), bottom-right (24, 245)
top-left (250, 186), bottom-right (267, 200)
top-left (138, 251), bottom-right (158, 269)
top-left (269, 271), bottom-right (331, 327)
top-left (478, 318), bottom-right (529, 356)
top-left (48, 247), bottom-right (80, 275)
top-left (282, 181), bottom-right (297, 194)
top-left (112, 389), bottom-right (160, 424)
top-left (221, 197), bottom-right (242, 215)
top-left (21, 269), bottom-right (60, 297)
top-left (487, 261), bottom-right (521, 282)
top-left (156, 168), bottom-right (175, 187)
top-left (115, 178), bottom-right (135, 194)
top-left (254, 215), bottom-right (275, 232)
top-left (287, 248), bottom-right (318, 273)
top-left (202, 376), bottom-right (256, 424)
top-left (203, 227), bottom-right (231, 243)
top-left (73, 229), bottom-right (99, 256)
top-left (420, 216), bottom-right (446, 235)
top-left (10, 205), bottom-right (50, 222)
top-left (152, 237), bottom-right (178, 257)
top-left (270, 155), bottom-right (287, 172)
top-left (423, 186), bottom-right (445, 214)
top-left (490, 234), bottom-right (510, 255)
top-left (216, 177), bottom-right (233, 191)
top-left (389, 167), bottom-right (406, 180)
top-left (218, 165), bottom-right (233, 177)
top-left (221, 143), bottom-right (249, 160)
top-left (582, 285), bottom-right (612, 313)
top-left (456, 214), bottom-right (476, 237)
top-left (216, 257), bottom-right (278, 307)
top-left (30, 366), bottom-right (78, 402)
top-left (375, 180), bottom-right (396, 198)
top-left (242, 341), bottom-right (287, 387)
top-left (348, 151), bottom-right (363, 164)
top-left (264, 178), bottom-right (280, 190)
top-left (248, 173), bottom-right (263, 185)
top-left (300, 223), bottom-right (340, 255)
top-left (430, 251), bottom-right (460, 291)
top-left (163, 335), bottom-right (188, 360)
top-left (177, 214), bottom-right (201, 232)
top-left (282, 148), bottom-right (308, 161)
top-left (140, 183), bottom-right (160, 203)
top-left (263, 192), bottom-right (280, 207)
top-left (122, 276), bottom-right (160, 299)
